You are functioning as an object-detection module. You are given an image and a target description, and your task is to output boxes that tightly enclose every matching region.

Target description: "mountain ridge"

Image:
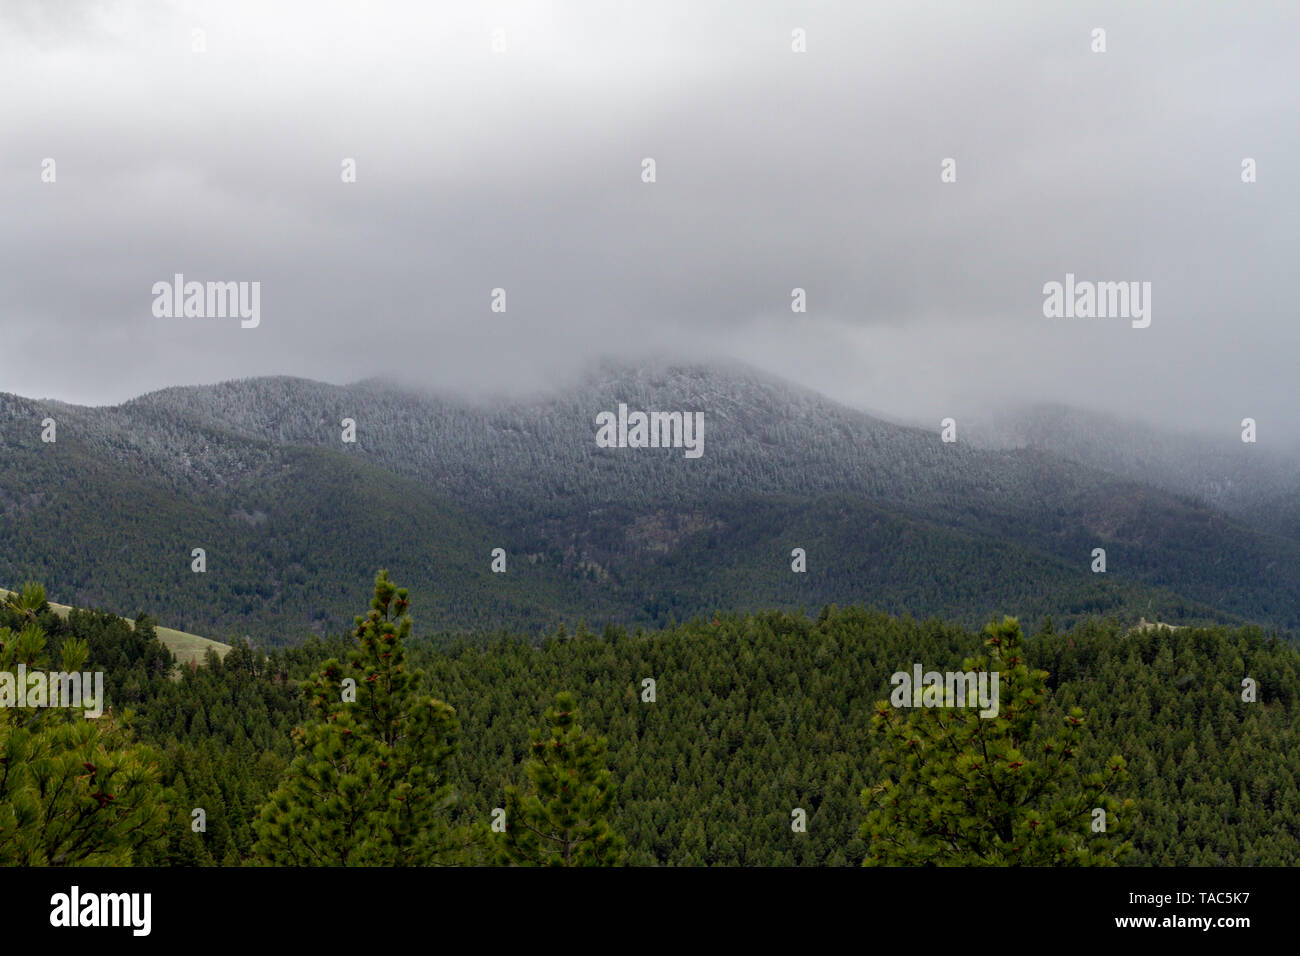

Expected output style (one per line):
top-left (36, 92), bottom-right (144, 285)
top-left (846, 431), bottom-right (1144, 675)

top-left (2, 360), bottom-right (1297, 643)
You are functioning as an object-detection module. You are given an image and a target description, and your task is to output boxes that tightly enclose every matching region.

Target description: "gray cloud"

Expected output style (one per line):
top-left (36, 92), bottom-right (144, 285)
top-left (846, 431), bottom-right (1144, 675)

top-left (1, 0), bottom-right (1296, 446)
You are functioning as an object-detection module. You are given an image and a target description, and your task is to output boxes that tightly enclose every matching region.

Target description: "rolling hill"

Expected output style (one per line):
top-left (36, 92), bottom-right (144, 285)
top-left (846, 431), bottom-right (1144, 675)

top-left (2, 586), bottom-right (229, 667)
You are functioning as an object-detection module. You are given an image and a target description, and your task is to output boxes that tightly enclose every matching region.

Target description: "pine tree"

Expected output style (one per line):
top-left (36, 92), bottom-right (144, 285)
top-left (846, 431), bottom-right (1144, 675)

top-left (3, 582), bottom-right (47, 624)
top-left (861, 616), bottom-right (1133, 865)
top-left (0, 615), bottom-right (169, 865)
top-left (253, 571), bottom-right (470, 865)
top-left (498, 692), bottom-right (623, 866)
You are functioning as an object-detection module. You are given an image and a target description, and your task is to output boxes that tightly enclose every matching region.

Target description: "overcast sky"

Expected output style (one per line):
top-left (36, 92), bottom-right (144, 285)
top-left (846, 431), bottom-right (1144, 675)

top-left (2, 0), bottom-right (1297, 440)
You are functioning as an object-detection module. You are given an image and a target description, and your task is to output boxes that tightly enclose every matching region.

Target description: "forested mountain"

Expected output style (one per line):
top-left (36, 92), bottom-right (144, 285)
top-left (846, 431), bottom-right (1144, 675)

top-left (2, 360), bottom-right (1297, 645)
top-left (968, 403), bottom-right (1300, 524)
top-left (7, 586), bottom-right (1297, 866)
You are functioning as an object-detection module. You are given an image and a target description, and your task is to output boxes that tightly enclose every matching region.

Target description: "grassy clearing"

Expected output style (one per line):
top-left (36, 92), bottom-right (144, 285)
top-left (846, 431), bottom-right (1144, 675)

top-left (4, 588), bottom-right (231, 667)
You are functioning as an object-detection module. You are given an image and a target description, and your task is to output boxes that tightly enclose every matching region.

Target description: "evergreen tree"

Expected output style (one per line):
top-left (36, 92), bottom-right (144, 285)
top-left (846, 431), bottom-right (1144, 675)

top-left (3, 582), bottom-right (47, 624)
top-left (253, 571), bottom-right (469, 865)
top-left (0, 617), bottom-right (169, 865)
top-left (861, 616), bottom-right (1132, 865)
top-left (498, 691), bottom-right (623, 866)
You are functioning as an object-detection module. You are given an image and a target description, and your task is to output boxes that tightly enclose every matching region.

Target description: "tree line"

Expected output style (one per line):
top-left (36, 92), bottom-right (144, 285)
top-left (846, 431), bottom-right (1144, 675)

top-left (3, 573), bottom-right (1298, 866)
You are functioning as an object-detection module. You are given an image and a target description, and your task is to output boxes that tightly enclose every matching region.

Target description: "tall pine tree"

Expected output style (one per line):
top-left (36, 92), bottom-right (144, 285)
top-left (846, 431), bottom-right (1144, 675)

top-left (253, 571), bottom-right (470, 865)
top-left (498, 692), bottom-right (623, 866)
top-left (861, 616), bottom-right (1132, 865)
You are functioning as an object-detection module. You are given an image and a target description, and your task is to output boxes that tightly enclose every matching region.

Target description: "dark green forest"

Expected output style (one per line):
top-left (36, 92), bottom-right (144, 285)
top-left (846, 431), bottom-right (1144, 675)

top-left (2, 574), bottom-right (1296, 866)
